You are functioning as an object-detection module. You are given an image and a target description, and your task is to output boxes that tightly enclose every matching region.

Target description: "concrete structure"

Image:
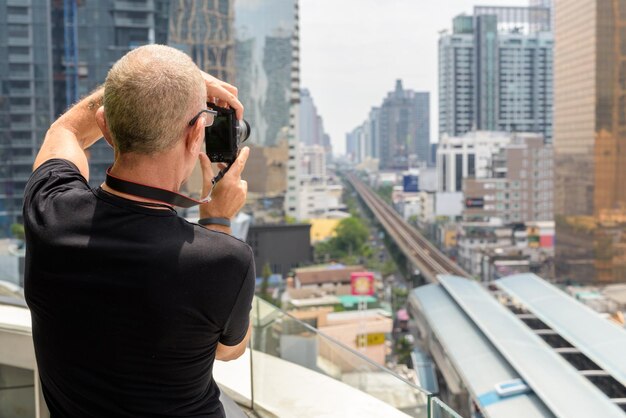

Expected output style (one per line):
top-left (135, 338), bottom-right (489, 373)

top-left (0, 1), bottom-right (54, 235)
top-left (439, 7), bottom-right (553, 141)
top-left (554, 0), bottom-right (626, 283)
top-left (246, 223), bottom-right (312, 278)
top-left (463, 133), bottom-right (553, 223)
top-left (437, 131), bottom-right (512, 193)
top-left (409, 275), bottom-right (626, 418)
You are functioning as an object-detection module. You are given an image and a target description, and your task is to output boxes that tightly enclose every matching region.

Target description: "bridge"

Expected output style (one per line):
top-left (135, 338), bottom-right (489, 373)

top-left (346, 173), bottom-right (469, 283)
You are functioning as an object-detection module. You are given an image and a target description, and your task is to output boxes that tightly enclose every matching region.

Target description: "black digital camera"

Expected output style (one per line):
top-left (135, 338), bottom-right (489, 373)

top-left (205, 102), bottom-right (251, 164)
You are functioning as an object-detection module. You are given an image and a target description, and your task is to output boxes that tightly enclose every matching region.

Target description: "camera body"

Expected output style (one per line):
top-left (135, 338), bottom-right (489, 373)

top-left (204, 103), bottom-right (251, 164)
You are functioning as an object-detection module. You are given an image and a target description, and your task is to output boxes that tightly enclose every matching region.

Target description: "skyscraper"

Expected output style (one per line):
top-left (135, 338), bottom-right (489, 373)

top-left (554, 0), bottom-right (626, 282)
top-left (439, 7), bottom-right (553, 141)
top-left (51, 0), bottom-right (167, 193)
top-left (378, 80), bottom-right (430, 170)
top-left (168, 0), bottom-right (235, 82)
top-left (0, 1), bottom-right (54, 235)
top-left (234, 0), bottom-right (299, 148)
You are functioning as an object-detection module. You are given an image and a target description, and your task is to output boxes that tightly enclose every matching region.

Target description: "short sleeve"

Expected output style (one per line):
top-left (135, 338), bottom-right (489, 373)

top-left (24, 159), bottom-right (89, 203)
top-left (23, 159), bottom-right (90, 227)
top-left (219, 249), bottom-right (256, 346)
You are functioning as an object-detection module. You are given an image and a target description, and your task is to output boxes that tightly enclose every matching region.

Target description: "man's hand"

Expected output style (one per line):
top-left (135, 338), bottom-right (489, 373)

top-left (201, 71), bottom-right (244, 120)
top-left (198, 147), bottom-right (249, 232)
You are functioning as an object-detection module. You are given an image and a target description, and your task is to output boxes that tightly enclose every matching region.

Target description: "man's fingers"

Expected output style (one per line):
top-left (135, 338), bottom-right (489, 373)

top-left (199, 153), bottom-right (214, 194)
top-left (226, 147), bottom-right (250, 178)
top-left (220, 82), bottom-right (238, 97)
top-left (211, 85), bottom-right (244, 120)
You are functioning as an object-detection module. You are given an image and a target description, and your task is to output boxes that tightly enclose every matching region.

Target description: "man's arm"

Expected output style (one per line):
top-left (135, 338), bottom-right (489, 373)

top-left (216, 322), bottom-right (252, 362)
top-left (215, 250), bottom-right (255, 362)
top-left (34, 88), bottom-right (104, 180)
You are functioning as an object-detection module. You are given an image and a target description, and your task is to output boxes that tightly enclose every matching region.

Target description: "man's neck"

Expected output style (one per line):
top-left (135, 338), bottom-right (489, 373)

top-left (102, 153), bottom-right (185, 207)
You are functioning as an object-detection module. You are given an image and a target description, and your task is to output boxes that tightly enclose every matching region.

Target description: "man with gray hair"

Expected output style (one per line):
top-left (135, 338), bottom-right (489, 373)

top-left (23, 45), bottom-right (254, 417)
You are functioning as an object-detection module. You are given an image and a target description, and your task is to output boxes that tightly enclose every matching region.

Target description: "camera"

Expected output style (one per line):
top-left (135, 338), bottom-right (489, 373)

top-left (205, 102), bottom-right (251, 164)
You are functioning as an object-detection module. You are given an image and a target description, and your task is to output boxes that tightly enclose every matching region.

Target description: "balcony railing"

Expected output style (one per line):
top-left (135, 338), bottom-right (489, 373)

top-left (0, 294), bottom-right (463, 417)
top-left (214, 297), bottom-right (464, 417)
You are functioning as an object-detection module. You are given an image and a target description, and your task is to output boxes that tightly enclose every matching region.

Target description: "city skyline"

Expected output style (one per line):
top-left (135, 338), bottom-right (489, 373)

top-left (300, 0), bottom-right (523, 155)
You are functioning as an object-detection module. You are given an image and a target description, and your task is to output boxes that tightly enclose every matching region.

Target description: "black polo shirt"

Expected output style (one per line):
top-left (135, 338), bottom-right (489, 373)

top-left (23, 159), bottom-right (255, 418)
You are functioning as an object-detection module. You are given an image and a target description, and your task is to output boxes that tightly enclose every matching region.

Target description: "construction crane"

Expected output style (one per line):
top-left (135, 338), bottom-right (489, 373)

top-left (64, 0), bottom-right (79, 107)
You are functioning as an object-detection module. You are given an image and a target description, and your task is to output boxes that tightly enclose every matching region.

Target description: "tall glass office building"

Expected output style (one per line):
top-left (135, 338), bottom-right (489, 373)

top-left (0, 0), bottom-right (54, 235)
top-left (554, 0), bottom-right (626, 282)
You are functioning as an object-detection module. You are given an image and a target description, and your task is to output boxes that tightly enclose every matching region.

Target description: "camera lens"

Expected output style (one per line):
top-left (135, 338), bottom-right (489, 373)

top-left (237, 119), bottom-right (251, 145)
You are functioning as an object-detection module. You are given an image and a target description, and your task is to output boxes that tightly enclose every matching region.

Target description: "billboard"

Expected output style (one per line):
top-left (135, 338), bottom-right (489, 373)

top-left (465, 197), bottom-right (485, 208)
top-left (403, 175), bottom-right (419, 192)
top-left (350, 272), bottom-right (375, 296)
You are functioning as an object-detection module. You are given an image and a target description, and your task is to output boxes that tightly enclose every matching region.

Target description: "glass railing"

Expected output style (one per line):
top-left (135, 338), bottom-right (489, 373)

top-left (0, 293), bottom-right (464, 418)
top-left (236, 297), bottom-right (464, 418)
top-left (430, 397), bottom-right (464, 418)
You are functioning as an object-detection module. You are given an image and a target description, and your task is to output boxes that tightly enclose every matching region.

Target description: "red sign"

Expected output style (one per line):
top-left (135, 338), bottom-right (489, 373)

top-left (351, 272), bottom-right (375, 296)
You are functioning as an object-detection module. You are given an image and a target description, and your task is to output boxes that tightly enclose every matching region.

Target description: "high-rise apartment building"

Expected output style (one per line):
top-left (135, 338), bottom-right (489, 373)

top-left (234, 0), bottom-right (298, 148)
top-left (463, 134), bottom-right (553, 223)
top-left (439, 7), bottom-right (553, 142)
top-left (554, 0), bottom-right (626, 283)
top-left (379, 80), bottom-right (430, 169)
top-left (0, 1), bottom-right (54, 234)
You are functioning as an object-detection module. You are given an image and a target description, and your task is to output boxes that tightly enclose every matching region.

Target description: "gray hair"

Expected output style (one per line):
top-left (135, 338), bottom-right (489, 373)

top-left (103, 44), bottom-right (206, 154)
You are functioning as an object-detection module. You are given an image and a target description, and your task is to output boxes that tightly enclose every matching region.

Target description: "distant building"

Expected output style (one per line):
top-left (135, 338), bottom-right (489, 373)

top-left (244, 140), bottom-right (289, 195)
top-left (554, 0), bottom-right (626, 283)
top-left (299, 89), bottom-right (330, 155)
top-left (436, 131), bottom-right (512, 193)
top-left (463, 134), bottom-right (553, 224)
top-left (246, 223), bottom-right (312, 278)
top-left (293, 264), bottom-right (365, 288)
top-left (0, 1), bottom-right (54, 235)
top-left (168, 0), bottom-right (236, 82)
top-left (294, 181), bottom-right (344, 220)
top-left (300, 145), bottom-right (326, 180)
top-left (438, 7), bottom-right (553, 141)
top-left (234, 0), bottom-right (299, 148)
top-left (379, 80), bottom-right (430, 169)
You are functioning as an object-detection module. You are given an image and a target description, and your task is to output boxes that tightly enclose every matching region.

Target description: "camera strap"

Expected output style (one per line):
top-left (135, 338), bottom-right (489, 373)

top-left (105, 167), bottom-right (211, 208)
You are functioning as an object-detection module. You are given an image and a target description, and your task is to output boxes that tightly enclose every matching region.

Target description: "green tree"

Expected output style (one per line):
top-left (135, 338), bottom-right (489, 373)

top-left (10, 223), bottom-right (25, 241)
top-left (376, 185), bottom-right (393, 205)
top-left (333, 217), bottom-right (369, 254)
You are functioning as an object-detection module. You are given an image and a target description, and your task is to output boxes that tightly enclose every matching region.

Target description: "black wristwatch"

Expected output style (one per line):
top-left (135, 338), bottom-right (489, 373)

top-left (198, 217), bottom-right (231, 228)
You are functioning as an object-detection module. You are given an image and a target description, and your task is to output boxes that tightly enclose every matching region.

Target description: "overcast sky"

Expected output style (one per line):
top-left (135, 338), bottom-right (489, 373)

top-left (299, 0), bottom-right (524, 155)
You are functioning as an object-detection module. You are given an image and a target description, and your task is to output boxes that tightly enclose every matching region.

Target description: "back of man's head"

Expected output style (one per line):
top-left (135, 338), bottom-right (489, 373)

top-left (104, 44), bottom-right (206, 155)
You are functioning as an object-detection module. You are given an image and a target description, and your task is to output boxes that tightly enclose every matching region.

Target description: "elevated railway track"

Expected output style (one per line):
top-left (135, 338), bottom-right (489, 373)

top-left (346, 173), bottom-right (469, 283)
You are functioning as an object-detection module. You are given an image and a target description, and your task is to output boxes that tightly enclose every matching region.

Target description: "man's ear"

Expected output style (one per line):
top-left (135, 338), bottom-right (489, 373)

top-left (95, 107), bottom-right (114, 149)
top-left (185, 116), bottom-right (205, 155)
